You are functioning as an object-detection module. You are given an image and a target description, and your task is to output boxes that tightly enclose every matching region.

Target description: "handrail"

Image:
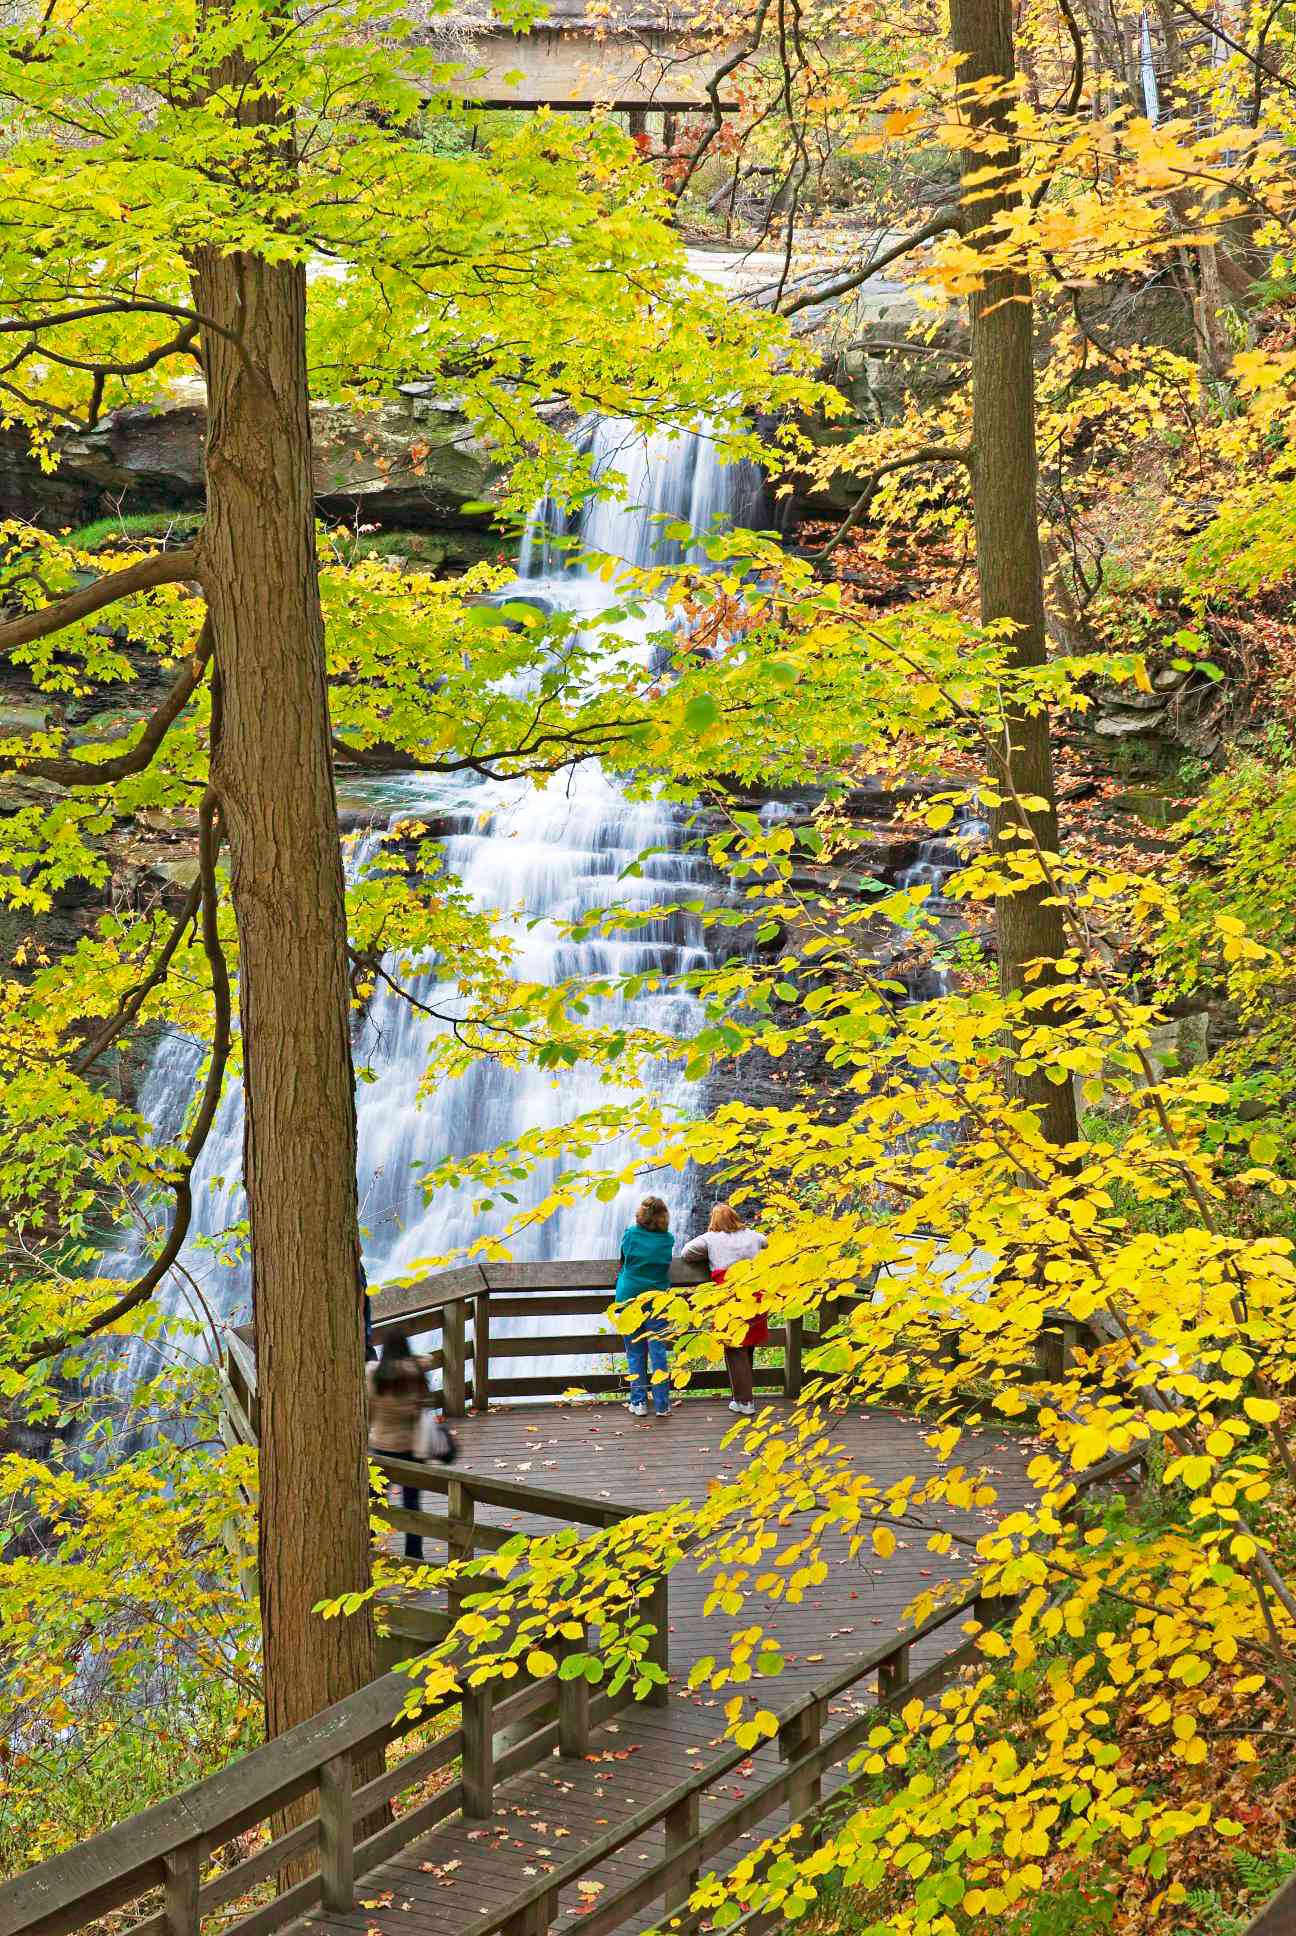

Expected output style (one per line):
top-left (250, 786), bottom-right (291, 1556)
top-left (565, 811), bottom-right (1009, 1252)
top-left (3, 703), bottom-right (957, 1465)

top-left (1, 1256), bottom-right (1133, 1936)
top-left (225, 1256), bottom-right (802, 1418)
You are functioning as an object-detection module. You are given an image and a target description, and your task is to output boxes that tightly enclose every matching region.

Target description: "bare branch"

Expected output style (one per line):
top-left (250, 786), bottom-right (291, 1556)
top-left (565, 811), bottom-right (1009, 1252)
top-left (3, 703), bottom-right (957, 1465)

top-left (331, 717), bottom-right (644, 782)
top-left (780, 209), bottom-right (966, 319)
top-left (671, 0), bottom-right (773, 204)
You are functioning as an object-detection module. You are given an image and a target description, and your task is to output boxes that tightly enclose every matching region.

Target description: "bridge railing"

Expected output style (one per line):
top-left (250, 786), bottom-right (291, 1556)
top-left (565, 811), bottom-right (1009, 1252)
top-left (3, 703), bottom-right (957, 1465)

top-left (0, 1242), bottom-right (1136, 1936)
top-left (437, 1445), bottom-right (1146, 1936)
top-left (223, 1255), bottom-right (1095, 1434)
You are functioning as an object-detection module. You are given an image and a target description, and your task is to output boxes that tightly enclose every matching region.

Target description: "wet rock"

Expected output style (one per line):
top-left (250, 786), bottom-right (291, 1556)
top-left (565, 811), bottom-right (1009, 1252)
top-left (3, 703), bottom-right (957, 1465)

top-left (145, 857), bottom-right (201, 891)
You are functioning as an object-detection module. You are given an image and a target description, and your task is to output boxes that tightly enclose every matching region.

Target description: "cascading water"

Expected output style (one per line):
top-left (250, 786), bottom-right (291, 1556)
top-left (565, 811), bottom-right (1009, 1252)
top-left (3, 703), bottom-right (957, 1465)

top-left (97, 421), bottom-right (756, 1421)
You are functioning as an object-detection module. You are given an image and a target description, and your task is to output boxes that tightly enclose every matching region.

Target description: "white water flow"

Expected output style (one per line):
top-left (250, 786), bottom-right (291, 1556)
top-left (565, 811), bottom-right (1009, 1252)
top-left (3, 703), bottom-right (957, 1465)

top-left (99, 421), bottom-right (756, 1418)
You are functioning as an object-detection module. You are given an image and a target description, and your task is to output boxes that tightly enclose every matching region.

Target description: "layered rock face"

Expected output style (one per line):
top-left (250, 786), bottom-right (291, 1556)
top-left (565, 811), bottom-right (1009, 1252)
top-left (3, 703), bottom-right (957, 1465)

top-left (0, 380), bottom-right (506, 531)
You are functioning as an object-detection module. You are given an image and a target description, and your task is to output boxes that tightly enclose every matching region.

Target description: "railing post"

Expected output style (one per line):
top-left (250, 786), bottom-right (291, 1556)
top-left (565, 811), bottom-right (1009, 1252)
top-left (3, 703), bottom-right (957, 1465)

top-left (779, 1697), bottom-right (825, 1822)
top-left (447, 1475), bottom-right (475, 1621)
top-left (1036, 1324), bottom-right (1064, 1382)
top-left (462, 1682), bottom-right (496, 1818)
top-left (664, 1792), bottom-right (701, 1913)
top-left (504, 1889), bottom-right (558, 1936)
top-left (785, 1315), bottom-right (803, 1400)
top-left (877, 1642), bottom-right (911, 1703)
top-left (645, 1575), bottom-right (669, 1707)
top-left (474, 1288), bottom-right (491, 1413)
top-left (318, 1749), bottom-right (355, 1911)
top-left (974, 1592), bottom-right (1015, 1630)
top-left (162, 1841), bottom-right (201, 1936)
top-left (557, 1634), bottom-right (591, 1758)
top-left (442, 1296), bottom-right (467, 1417)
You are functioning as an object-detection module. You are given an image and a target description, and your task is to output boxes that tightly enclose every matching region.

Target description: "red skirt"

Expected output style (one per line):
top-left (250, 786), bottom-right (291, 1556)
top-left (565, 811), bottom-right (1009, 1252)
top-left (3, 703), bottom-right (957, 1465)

top-left (712, 1266), bottom-right (768, 1350)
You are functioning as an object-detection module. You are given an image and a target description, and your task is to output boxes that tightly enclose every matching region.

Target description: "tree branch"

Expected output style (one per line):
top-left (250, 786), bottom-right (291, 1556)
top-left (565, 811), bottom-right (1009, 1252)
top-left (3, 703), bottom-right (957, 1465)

top-left (671, 0), bottom-right (773, 204)
top-left (0, 298), bottom-right (249, 358)
top-left (0, 546), bottom-right (199, 654)
top-left (780, 209), bottom-right (966, 319)
top-left (36, 321), bottom-right (202, 380)
top-left (0, 613), bottom-right (211, 787)
top-left (1055, 0), bottom-right (1086, 116)
top-left (18, 786), bottom-right (231, 1370)
top-left (1169, 0), bottom-right (1296, 99)
top-left (810, 445), bottom-right (972, 557)
top-left (331, 717), bottom-right (644, 782)
top-left (71, 873), bottom-right (204, 1078)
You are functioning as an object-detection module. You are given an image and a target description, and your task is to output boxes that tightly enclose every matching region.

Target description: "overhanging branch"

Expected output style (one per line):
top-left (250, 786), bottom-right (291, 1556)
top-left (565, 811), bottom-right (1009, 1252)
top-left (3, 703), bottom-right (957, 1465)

top-left (0, 613), bottom-right (212, 787)
top-left (331, 718), bottom-right (644, 782)
top-left (780, 209), bottom-right (966, 319)
top-left (0, 545), bottom-right (199, 654)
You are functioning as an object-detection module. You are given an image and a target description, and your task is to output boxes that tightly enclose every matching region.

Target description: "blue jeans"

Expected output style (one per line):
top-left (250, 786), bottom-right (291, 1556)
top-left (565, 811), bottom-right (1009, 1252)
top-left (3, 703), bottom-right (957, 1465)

top-left (626, 1316), bottom-right (671, 1412)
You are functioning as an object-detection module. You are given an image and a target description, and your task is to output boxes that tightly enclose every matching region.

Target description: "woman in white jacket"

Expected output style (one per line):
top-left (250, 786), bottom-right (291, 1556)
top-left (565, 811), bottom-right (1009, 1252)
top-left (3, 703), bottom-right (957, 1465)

top-left (681, 1203), bottom-right (768, 1414)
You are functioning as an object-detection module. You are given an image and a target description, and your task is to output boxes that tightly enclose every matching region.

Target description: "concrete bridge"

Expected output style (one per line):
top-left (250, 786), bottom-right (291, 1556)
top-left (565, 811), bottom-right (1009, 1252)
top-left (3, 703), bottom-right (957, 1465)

top-left (440, 0), bottom-right (742, 112)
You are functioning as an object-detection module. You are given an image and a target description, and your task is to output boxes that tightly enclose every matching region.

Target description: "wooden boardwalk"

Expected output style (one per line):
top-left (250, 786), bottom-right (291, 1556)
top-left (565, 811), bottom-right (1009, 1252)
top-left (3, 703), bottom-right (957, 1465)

top-left (307, 1396), bottom-right (1036, 1936)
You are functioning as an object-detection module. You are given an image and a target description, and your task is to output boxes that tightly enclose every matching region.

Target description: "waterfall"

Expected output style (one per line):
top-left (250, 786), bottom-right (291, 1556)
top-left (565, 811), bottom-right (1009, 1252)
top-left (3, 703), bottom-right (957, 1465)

top-left (95, 420), bottom-right (753, 1421)
top-left (520, 417), bottom-right (764, 580)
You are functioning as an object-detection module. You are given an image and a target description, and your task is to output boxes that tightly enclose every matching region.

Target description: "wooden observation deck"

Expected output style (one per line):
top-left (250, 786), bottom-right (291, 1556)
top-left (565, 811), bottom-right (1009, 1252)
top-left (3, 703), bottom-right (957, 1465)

top-left (0, 1264), bottom-right (1141, 1936)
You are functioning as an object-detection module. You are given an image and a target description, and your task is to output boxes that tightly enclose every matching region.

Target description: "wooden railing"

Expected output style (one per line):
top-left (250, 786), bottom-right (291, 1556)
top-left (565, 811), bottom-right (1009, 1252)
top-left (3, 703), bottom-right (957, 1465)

top-left (0, 1459), bottom-right (668, 1936)
top-left (224, 1259), bottom-right (805, 1423)
top-left (221, 1256), bottom-right (1092, 1430)
top-left (0, 1636), bottom-right (659, 1936)
top-left (423, 1445), bottom-right (1145, 1936)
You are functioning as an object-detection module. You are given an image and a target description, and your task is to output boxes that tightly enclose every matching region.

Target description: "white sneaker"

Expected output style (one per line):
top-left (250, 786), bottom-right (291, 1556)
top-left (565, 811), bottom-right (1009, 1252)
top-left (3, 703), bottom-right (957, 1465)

top-left (628, 1401), bottom-right (649, 1418)
top-left (728, 1400), bottom-right (756, 1416)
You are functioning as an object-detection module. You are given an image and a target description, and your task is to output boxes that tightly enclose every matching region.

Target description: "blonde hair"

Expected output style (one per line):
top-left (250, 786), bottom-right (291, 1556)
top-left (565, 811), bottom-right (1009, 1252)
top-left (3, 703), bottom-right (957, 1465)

top-left (636, 1195), bottom-right (670, 1232)
top-left (708, 1202), bottom-right (744, 1233)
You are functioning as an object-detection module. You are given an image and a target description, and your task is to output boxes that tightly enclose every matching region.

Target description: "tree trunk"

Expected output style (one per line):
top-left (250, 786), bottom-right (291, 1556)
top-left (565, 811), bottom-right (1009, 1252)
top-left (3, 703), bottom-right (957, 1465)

top-left (948, 0), bottom-right (1079, 1149)
top-left (192, 245), bottom-right (376, 1736)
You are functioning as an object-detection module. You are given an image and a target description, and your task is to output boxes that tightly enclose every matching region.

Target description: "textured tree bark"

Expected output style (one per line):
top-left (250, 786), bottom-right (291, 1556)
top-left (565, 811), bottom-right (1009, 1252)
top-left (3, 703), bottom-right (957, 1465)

top-left (948, 0), bottom-right (1079, 1149)
top-left (192, 242), bottom-right (376, 1736)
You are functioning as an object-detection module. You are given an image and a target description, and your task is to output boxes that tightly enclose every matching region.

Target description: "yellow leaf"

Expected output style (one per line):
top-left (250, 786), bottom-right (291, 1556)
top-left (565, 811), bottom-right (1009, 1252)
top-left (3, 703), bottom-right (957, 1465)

top-left (1244, 1396), bottom-right (1280, 1424)
top-left (873, 1525), bottom-right (896, 1559)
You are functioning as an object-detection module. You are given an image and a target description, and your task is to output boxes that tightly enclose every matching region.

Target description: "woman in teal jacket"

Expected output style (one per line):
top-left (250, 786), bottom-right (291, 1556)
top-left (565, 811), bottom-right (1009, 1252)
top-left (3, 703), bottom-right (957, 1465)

top-left (616, 1195), bottom-right (674, 1417)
